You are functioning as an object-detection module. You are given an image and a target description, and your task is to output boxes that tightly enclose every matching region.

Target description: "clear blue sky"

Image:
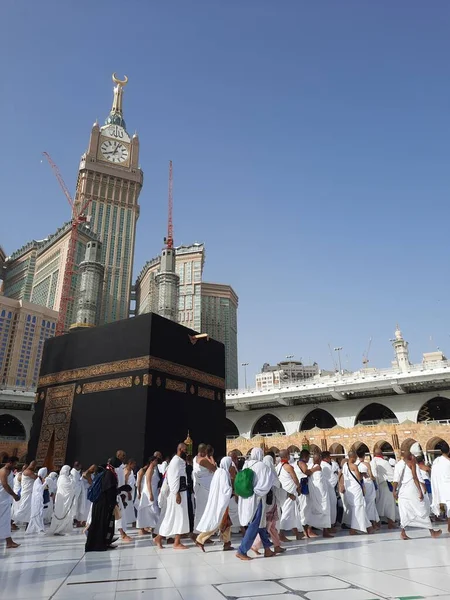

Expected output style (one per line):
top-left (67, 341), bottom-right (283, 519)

top-left (2, 1), bottom-right (450, 384)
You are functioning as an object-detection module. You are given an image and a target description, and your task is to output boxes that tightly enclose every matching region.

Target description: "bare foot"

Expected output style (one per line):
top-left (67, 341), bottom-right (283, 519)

top-left (367, 526), bottom-right (374, 534)
top-left (236, 552), bottom-right (252, 561)
top-left (401, 530), bottom-right (410, 540)
top-left (138, 529), bottom-right (148, 536)
top-left (279, 533), bottom-right (290, 542)
top-left (121, 534), bottom-right (133, 543)
top-left (296, 532), bottom-right (306, 540)
top-left (431, 529), bottom-right (442, 539)
top-left (196, 541), bottom-right (205, 552)
top-left (349, 529), bottom-right (359, 536)
top-left (388, 522), bottom-right (398, 530)
top-left (11, 524), bottom-right (19, 531)
top-left (323, 531), bottom-right (334, 538)
top-left (306, 528), bottom-right (318, 538)
top-left (173, 543), bottom-right (188, 550)
top-left (264, 548), bottom-right (275, 557)
top-left (6, 541), bottom-right (20, 549)
top-left (329, 527), bottom-right (338, 534)
top-left (274, 546), bottom-right (286, 554)
top-left (251, 546), bottom-right (261, 555)
top-left (154, 535), bottom-right (163, 549)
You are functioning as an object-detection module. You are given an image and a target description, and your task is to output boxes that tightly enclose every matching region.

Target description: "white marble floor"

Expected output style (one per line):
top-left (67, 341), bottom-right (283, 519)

top-left (2, 525), bottom-right (450, 600)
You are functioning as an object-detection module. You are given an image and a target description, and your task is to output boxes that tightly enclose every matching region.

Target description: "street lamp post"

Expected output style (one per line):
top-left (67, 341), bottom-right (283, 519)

top-left (241, 362), bottom-right (249, 389)
top-left (334, 347), bottom-right (343, 374)
top-left (286, 354), bottom-right (294, 383)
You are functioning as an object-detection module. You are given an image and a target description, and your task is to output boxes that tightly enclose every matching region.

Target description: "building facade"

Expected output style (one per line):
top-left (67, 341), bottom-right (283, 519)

top-left (201, 283), bottom-right (238, 389)
top-left (135, 243), bottom-right (205, 331)
top-left (74, 75), bottom-right (143, 324)
top-left (0, 297), bottom-right (58, 460)
top-left (71, 240), bottom-right (104, 328)
top-left (3, 223), bottom-right (99, 330)
top-left (0, 245), bottom-right (6, 289)
top-left (226, 327), bottom-right (450, 462)
top-left (257, 360), bottom-right (319, 390)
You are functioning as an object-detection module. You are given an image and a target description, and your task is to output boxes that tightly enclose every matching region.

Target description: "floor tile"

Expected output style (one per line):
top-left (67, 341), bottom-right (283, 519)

top-left (178, 585), bottom-right (226, 600)
top-left (281, 575), bottom-right (351, 591)
top-left (214, 562), bottom-right (278, 582)
top-left (239, 596), bottom-right (299, 600)
top-left (306, 591), bottom-right (382, 600)
top-left (166, 565), bottom-right (228, 586)
top-left (392, 567), bottom-right (450, 592)
top-left (339, 571), bottom-right (448, 598)
top-left (115, 568), bottom-right (174, 591)
top-left (217, 581), bottom-right (287, 597)
top-left (115, 590), bottom-right (182, 600)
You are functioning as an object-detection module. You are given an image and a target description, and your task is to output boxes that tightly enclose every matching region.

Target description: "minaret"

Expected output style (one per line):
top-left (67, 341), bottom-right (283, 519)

top-left (392, 325), bottom-right (411, 372)
top-left (70, 240), bottom-right (105, 329)
top-left (155, 161), bottom-right (179, 322)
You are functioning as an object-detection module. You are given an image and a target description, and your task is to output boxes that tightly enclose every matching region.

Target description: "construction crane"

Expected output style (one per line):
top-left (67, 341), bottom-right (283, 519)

top-left (164, 160), bottom-right (173, 248)
top-left (42, 152), bottom-right (93, 336)
top-left (362, 337), bottom-right (373, 367)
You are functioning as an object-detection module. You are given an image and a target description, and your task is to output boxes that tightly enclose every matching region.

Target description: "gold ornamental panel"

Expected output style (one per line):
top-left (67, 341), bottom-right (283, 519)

top-left (166, 379), bottom-right (187, 394)
top-left (36, 383), bottom-right (76, 468)
top-left (198, 387), bottom-right (215, 401)
top-left (82, 376), bottom-right (133, 395)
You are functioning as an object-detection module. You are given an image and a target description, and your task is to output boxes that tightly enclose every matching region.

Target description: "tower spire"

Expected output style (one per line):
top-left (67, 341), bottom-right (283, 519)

top-left (165, 160), bottom-right (174, 249)
top-left (106, 73), bottom-right (128, 129)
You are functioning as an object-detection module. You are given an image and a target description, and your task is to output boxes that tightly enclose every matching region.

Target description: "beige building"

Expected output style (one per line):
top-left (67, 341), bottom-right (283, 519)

top-left (74, 75), bottom-right (143, 324)
top-left (201, 283), bottom-right (238, 389)
top-left (0, 245), bottom-right (6, 292)
top-left (0, 296), bottom-right (58, 391)
top-left (135, 243), bottom-right (205, 331)
top-left (3, 223), bottom-right (99, 330)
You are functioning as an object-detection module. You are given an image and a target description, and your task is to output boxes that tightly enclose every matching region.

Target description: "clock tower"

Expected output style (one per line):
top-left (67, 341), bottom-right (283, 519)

top-left (74, 74), bottom-right (143, 324)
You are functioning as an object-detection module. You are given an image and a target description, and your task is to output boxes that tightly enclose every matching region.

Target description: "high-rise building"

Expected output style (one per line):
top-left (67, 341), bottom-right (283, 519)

top-left (201, 283), bottom-right (239, 390)
top-left (74, 74), bottom-right (143, 324)
top-left (260, 360), bottom-right (319, 383)
top-left (71, 240), bottom-right (104, 328)
top-left (135, 243), bottom-right (205, 331)
top-left (0, 296), bottom-right (58, 391)
top-left (0, 245), bottom-right (6, 291)
top-left (134, 244), bottom-right (239, 388)
top-left (3, 223), bottom-right (99, 330)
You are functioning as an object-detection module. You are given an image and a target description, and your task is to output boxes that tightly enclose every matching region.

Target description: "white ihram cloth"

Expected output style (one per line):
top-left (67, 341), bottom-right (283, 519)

top-left (343, 463), bottom-right (371, 532)
top-left (358, 463), bottom-right (379, 522)
top-left (77, 475), bottom-right (92, 524)
top-left (293, 462), bottom-right (309, 526)
top-left (123, 470), bottom-right (136, 526)
top-left (71, 468), bottom-right (84, 521)
top-left (228, 464), bottom-right (240, 532)
top-left (14, 473), bottom-right (35, 525)
top-left (321, 461), bottom-right (337, 525)
top-left (0, 471), bottom-right (14, 540)
top-left (10, 472), bottom-right (22, 521)
top-left (26, 468), bottom-right (47, 534)
top-left (238, 448), bottom-right (274, 527)
top-left (115, 463), bottom-right (127, 531)
top-left (159, 455), bottom-right (189, 537)
top-left (156, 476), bottom-right (169, 535)
top-left (371, 456), bottom-right (396, 521)
top-left (277, 462), bottom-right (303, 531)
top-left (193, 457), bottom-right (214, 532)
top-left (48, 465), bottom-right (75, 536)
top-left (137, 465), bottom-right (161, 529)
top-left (431, 455), bottom-right (450, 517)
top-left (307, 468), bottom-right (331, 530)
top-left (394, 460), bottom-right (431, 529)
top-left (197, 457), bottom-right (233, 532)
top-left (43, 472), bottom-right (58, 524)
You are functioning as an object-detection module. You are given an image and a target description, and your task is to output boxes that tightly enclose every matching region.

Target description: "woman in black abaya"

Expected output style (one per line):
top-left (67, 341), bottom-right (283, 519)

top-left (85, 457), bottom-right (130, 552)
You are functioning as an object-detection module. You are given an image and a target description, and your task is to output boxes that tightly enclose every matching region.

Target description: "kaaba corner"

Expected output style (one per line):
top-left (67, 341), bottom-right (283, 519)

top-left (28, 313), bottom-right (226, 469)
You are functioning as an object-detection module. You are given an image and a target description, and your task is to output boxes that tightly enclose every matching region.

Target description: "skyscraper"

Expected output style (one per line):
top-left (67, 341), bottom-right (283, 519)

top-left (74, 74), bottom-right (143, 324)
top-left (201, 283), bottom-right (239, 389)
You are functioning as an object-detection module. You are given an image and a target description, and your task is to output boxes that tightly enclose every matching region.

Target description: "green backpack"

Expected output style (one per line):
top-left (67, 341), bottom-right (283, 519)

top-left (234, 468), bottom-right (255, 498)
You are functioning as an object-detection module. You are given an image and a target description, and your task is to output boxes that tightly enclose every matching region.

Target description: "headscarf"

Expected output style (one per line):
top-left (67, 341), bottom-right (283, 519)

top-left (56, 466), bottom-right (74, 496)
top-left (196, 456), bottom-right (233, 532)
top-left (45, 472), bottom-right (58, 495)
top-left (38, 467), bottom-right (48, 479)
top-left (250, 447), bottom-right (264, 462)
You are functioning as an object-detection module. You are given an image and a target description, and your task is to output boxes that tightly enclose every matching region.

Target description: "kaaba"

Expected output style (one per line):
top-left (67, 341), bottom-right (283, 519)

top-left (28, 313), bottom-right (226, 469)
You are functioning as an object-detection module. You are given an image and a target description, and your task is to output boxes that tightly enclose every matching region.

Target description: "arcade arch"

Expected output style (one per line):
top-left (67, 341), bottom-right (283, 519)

top-left (309, 444), bottom-right (321, 456)
top-left (376, 441), bottom-right (395, 457)
top-left (418, 397), bottom-right (450, 423)
top-left (252, 413), bottom-right (286, 437)
top-left (355, 403), bottom-right (398, 426)
top-left (287, 445), bottom-right (300, 454)
top-left (268, 446), bottom-right (280, 456)
top-left (400, 438), bottom-right (417, 453)
top-left (426, 436), bottom-right (449, 457)
top-left (228, 449), bottom-right (242, 457)
top-left (352, 442), bottom-right (370, 455)
top-left (300, 409), bottom-right (337, 431)
top-left (0, 414), bottom-right (26, 440)
top-left (225, 418), bottom-right (240, 439)
top-left (329, 443), bottom-right (345, 457)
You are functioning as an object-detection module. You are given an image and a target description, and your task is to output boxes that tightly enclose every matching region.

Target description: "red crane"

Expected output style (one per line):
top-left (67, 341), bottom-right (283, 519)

top-left (164, 160), bottom-right (173, 249)
top-left (42, 152), bottom-right (93, 336)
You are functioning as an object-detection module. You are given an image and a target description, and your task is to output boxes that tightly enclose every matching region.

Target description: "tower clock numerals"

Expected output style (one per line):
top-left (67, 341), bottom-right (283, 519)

top-left (100, 139), bottom-right (129, 164)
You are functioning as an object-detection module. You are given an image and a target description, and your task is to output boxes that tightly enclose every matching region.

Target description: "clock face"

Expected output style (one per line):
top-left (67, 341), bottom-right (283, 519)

top-left (100, 139), bottom-right (129, 164)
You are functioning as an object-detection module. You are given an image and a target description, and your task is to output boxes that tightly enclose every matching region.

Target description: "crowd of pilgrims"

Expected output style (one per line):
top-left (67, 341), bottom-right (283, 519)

top-left (2, 440), bottom-right (450, 556)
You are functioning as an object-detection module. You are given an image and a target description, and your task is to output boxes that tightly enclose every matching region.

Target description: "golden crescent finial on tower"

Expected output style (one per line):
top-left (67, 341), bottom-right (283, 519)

top-left (112, 73), bottom-right (128, 87)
